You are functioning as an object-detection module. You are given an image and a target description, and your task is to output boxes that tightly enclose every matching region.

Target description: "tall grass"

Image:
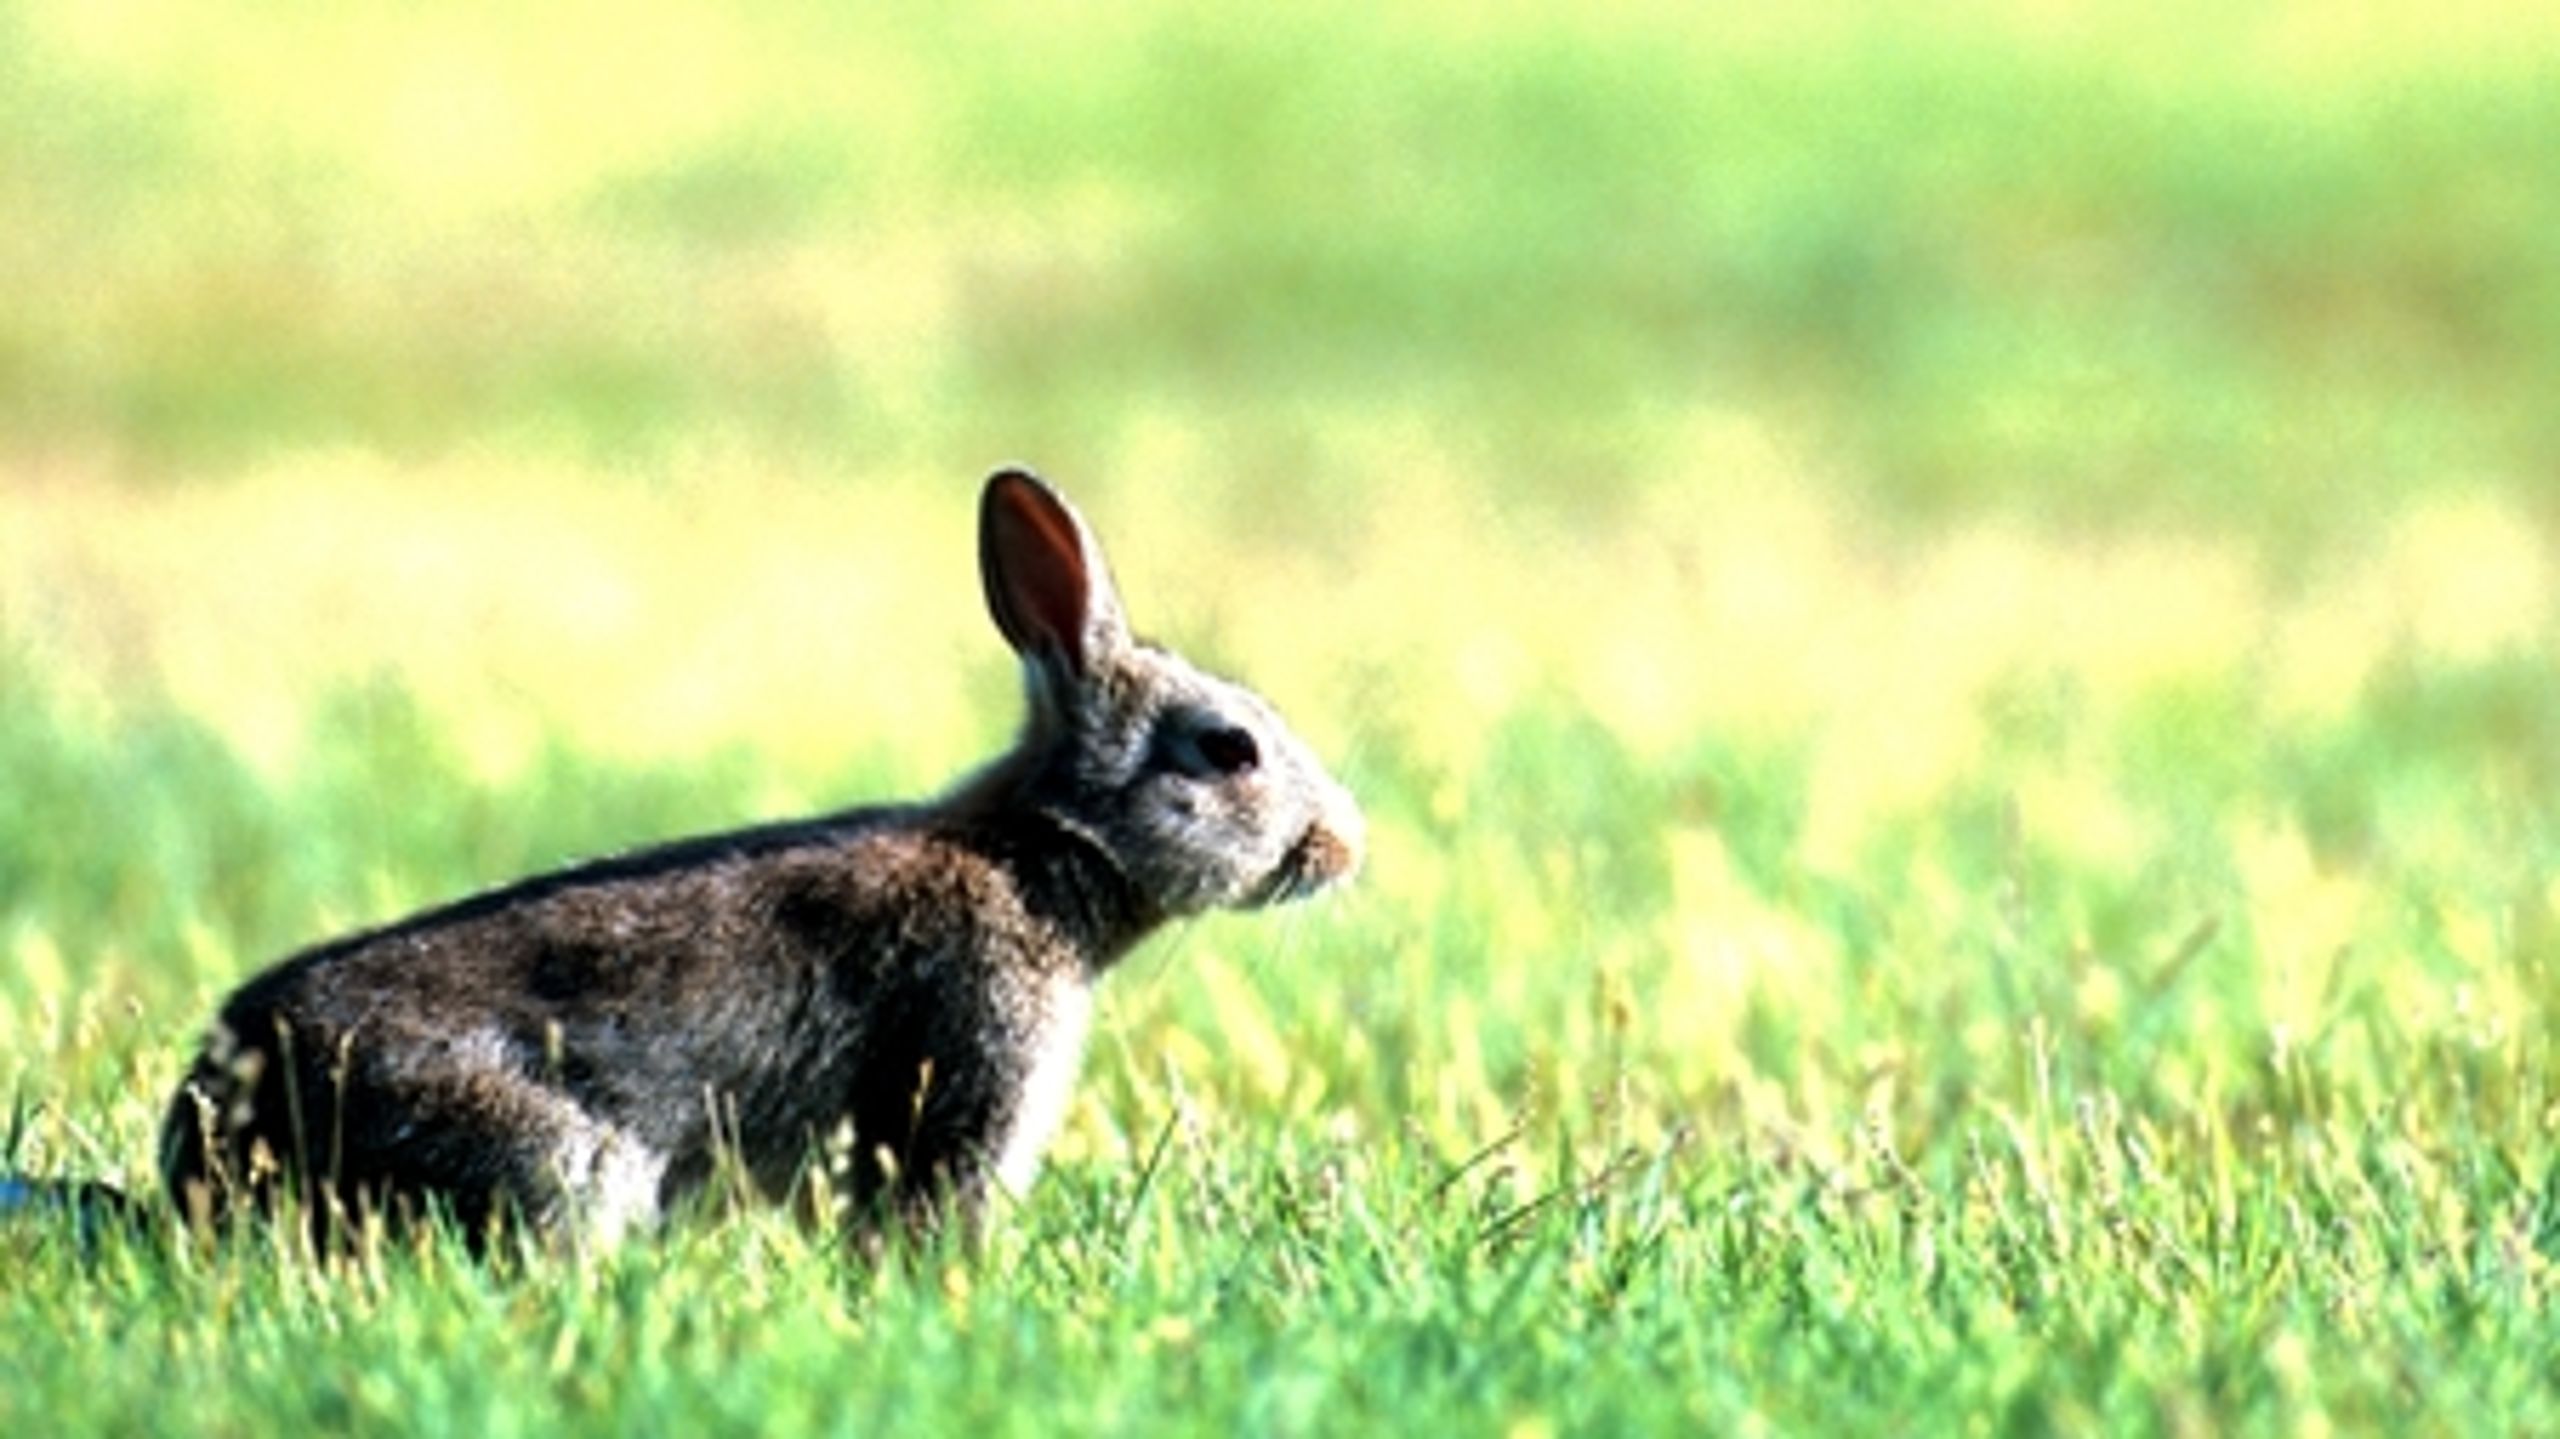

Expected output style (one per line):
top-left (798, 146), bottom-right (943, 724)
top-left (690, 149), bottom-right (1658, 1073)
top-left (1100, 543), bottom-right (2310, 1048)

top-left (5, 1), bottom-right (2559, 1433)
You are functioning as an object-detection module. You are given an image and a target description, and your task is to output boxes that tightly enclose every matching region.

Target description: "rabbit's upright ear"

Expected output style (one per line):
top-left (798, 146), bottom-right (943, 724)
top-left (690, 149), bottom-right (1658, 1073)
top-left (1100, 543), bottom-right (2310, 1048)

top-left (980, 469), bottom-right (1132, 676)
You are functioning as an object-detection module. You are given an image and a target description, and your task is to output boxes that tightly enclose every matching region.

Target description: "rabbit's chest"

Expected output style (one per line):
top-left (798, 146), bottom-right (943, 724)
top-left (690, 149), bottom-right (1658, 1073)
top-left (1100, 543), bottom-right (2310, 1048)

top-left (990, 971), bottom-right (1094, 1197)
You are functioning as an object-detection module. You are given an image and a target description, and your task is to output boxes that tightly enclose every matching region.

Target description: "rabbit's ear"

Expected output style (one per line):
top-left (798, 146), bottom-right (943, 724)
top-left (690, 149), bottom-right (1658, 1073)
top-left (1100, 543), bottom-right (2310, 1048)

top-left (980, 469), bottom-right (1131, 675)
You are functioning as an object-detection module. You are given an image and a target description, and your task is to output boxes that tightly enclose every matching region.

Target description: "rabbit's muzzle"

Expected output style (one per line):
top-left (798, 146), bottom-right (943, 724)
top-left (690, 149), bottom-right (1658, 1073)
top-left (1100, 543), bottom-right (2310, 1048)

top-left (1255, 806), bottom-right (1364, 907)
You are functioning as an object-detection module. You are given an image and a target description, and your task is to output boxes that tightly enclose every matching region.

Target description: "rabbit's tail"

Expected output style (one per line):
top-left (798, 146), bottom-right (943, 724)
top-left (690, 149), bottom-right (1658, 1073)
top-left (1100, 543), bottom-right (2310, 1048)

top-left (0, 1173), bottom-right (151, 1243)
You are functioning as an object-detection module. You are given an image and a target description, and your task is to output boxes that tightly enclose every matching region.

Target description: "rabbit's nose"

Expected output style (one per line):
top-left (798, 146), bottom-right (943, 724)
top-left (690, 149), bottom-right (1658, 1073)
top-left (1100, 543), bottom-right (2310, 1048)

top-left (1299, 780), bottom-right (1366, 890)
top-left (1300, 824), bottom-right (1360, 891)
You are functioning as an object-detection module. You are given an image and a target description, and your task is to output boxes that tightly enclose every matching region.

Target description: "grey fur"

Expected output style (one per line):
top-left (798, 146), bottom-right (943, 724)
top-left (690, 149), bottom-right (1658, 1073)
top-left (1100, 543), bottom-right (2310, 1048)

top-left (159, 469), bottom-right (1363, 1246)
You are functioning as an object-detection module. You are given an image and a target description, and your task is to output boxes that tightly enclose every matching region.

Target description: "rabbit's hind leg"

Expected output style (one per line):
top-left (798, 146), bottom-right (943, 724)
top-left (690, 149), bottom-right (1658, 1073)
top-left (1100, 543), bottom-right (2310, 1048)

top-left (326, 1061), bottom-right (670, 1249)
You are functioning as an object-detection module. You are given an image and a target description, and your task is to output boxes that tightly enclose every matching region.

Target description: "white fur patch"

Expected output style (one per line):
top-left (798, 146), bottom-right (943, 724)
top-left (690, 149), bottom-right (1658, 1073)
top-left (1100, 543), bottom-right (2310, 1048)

top-left (549, 1120), bottom-right (669, 1244)
top-left (992, 975), bottom-right (1094, 1197)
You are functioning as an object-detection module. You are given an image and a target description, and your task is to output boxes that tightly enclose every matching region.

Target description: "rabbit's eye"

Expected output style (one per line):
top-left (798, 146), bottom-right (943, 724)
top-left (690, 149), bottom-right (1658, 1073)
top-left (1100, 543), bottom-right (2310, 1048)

top-left (1164, 720), bottom-right (1260, 778)
top-left (1196, 725), bottom-right (1260, 776)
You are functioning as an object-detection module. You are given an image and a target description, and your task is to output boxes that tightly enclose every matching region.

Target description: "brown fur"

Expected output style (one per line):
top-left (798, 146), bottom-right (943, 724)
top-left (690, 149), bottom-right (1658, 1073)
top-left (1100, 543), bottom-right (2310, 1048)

top-left (158, 470), bottom-right (1362, 1247)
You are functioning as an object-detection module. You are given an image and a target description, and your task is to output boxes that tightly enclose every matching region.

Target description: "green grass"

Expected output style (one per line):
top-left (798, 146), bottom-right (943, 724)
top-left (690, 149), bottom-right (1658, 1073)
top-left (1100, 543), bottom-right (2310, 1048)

top-left (6, 1), bottom-right (2560, 1433)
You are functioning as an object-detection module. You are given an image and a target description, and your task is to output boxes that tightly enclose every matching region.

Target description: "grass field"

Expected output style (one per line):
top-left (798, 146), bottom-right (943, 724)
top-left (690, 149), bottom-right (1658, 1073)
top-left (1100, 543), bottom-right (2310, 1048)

top-left (5, 1), bottom-right (2560, 1433)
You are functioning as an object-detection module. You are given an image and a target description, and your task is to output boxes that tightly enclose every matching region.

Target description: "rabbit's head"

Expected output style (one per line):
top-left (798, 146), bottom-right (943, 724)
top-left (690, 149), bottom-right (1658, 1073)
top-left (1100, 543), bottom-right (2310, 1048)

top-left (976, 469), bottom-right (1364, 918)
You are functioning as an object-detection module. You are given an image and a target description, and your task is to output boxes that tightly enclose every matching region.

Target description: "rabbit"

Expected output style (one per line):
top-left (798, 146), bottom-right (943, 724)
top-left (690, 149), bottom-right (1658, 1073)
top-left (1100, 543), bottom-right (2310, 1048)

top-left (156, 467), bottom-right (1363, 1248)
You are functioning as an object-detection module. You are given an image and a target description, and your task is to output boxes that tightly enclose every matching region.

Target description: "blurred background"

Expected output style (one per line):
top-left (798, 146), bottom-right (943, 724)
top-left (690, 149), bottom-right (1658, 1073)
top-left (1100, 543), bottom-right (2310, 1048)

top-left (3, 0), bottom-right (2556, 1145)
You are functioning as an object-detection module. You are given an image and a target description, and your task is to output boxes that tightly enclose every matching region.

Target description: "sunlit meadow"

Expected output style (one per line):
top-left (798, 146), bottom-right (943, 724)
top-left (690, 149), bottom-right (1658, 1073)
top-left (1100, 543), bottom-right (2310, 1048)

top-left (4, 2), bottom-right (2558, 1434)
